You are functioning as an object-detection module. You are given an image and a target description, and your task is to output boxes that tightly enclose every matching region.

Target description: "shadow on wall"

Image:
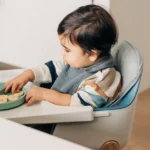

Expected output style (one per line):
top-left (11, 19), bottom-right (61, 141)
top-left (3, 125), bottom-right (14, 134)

top-left (0, 62), bottom-right (21, 70)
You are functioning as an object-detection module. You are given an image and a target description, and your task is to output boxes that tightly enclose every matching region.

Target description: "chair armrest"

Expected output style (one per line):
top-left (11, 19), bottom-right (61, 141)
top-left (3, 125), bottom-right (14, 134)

top-left (93, 111), bottom-right (110, 117)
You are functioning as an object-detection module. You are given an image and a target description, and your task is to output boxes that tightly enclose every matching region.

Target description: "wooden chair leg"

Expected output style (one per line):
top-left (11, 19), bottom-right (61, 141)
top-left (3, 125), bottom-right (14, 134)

top-left (100, 140), bottom-right (120, 150)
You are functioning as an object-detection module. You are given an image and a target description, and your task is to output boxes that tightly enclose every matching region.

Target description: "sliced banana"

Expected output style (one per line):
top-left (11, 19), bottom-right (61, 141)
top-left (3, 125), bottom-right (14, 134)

top-left (8, 95), bottom-right (19, 101)
top-left (14, 91), bottom-right (24, 97)
top-left (0, 90), bottom-right (24, 104)
top-left (0, 95), bottom-right (8, 104)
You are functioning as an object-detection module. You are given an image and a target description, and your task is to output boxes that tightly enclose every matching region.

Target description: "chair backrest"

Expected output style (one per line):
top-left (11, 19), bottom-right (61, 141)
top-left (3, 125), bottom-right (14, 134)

top-left (94, 41), bottom-right (143, 111)
top-left (111, 41), bottom-right (143, 106)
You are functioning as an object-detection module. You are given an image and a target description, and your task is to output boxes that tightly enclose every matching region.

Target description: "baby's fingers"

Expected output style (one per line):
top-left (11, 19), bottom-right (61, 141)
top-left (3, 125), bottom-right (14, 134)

top-left (25, 92), bottom-right (32, 102)
top-left (26, 97), bottom-right (34, 106)
top-left (4, 82), bottom-right (12, 93)
top-left (16, 84), bottom-right (23, 93)
top-left (11, 83), bottom-right (19, 94)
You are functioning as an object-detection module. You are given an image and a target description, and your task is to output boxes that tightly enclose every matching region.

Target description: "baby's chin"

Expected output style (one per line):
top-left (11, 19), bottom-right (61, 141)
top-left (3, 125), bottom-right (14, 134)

top-left (63, 60), bottom-right (82, 68)
top-left (66, 61), bottom-right (88, 68)
top-left (69, 64), bottom-right (78, 68)
top-left (69, 64), bottom-right (84, 69)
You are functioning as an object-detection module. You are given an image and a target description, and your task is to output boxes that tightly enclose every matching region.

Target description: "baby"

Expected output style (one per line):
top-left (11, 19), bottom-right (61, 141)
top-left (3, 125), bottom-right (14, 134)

top-left (4, 5), bottom-right (121, 108)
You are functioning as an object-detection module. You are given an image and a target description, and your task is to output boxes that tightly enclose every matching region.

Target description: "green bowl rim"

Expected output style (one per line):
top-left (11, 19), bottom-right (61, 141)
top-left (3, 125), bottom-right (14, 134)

top-left (0, 82), bottom-right (27, 105)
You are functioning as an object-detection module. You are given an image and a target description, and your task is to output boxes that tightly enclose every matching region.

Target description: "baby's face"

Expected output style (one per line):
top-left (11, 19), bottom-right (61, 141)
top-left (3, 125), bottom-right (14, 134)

top-left (59, 35), bottom-right (92, 68)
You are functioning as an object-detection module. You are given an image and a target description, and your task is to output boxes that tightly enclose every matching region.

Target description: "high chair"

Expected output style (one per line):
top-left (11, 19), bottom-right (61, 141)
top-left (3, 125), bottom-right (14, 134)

top-left (0, 41), bottom-right (143, 150)
top-left (52, 41), bottom-right (143, 150)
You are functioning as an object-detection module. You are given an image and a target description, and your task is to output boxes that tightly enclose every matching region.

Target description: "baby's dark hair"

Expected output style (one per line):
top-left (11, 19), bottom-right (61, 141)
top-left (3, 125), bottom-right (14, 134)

top-left (57, 5), bottom-right (118, 57)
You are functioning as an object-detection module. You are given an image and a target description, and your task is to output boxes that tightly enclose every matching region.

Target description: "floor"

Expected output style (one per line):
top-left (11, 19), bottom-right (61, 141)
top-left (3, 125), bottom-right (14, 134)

top-left (123, 89), bottom-right (150, 150)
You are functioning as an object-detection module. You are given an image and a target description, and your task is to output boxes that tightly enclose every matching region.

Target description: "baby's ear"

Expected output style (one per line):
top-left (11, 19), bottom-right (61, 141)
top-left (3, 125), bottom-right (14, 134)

top-left (88, 50), bottom-right (99, 62)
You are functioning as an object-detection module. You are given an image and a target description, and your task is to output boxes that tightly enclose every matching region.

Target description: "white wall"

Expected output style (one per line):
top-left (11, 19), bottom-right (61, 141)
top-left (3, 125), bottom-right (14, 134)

top-left (94, 0), bottom-right (110, 11)
top-left (110, 0), bottom-right (150, 92)
top-left (0, 0), bottom-right (110, 69)
top-left (0, 0), bottom-right (91, 68)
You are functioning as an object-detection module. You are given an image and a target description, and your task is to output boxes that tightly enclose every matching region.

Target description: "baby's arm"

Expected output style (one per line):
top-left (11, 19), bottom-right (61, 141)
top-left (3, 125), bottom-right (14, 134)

top-left (31, 58), bottom-right (65, 84)
top-left (4, 69), bottom-right (35, 94)
top-left (43, 89), bottom-right (71, 106)
top-left (26, 69), bottom-right (121, 107)
top-left (26, 71), bottom-right (121, 107)
top-left (70, 85), bottom-right (108, 108)
top-left (25, 86), bottom-right (71, 106)
top-left (70, 69), bottom-right (121, 108)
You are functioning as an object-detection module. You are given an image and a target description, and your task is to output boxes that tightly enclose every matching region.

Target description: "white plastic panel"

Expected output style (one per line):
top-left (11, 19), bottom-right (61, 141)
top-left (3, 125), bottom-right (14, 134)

top-left (0, 118), bottom-right (92, 150)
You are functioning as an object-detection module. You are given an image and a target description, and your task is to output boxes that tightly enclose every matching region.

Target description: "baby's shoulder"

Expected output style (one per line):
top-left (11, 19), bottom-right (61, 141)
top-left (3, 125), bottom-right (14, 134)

top-left (78, 67), bottom-right (121, 90)
top-left (85, 67), bottom-right (120, 83)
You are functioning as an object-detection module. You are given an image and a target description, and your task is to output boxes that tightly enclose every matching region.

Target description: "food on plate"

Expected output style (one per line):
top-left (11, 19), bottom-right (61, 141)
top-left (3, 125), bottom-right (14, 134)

top-left (8, 95), bottom-right (19, 101)
top-left (0, 89), bottom-right (24, 104)
top-left (8, 90), bottom-right (24, 101)
top-left (14, 91), bottom-right (24, 97)
top-left (0, 95), bottom-right (8, 104)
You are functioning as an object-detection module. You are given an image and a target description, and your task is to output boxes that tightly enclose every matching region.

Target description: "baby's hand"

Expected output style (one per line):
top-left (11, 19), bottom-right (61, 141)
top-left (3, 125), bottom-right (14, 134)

top-left (4, 70), bottom-right (35, 94)
top-left (25, 86), bottom-right (46, 106)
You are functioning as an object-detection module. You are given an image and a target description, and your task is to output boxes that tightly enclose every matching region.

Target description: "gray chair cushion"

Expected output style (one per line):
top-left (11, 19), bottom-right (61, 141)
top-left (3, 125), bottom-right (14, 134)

top-left (107, 41), bottom-right (143, 107)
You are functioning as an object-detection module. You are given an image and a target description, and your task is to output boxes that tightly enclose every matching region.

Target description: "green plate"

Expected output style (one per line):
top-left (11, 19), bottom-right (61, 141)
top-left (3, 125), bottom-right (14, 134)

top-left (0, 83), bottom-right (27, 111)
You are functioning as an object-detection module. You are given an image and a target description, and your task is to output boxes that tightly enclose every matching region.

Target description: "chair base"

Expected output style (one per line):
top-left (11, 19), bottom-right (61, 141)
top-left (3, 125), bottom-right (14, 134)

top-left (101, 140), bottom-right (120, 150)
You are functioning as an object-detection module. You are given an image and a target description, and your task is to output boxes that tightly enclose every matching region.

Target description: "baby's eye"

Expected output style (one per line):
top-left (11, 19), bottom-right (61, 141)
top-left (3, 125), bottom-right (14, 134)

top-left (65, 49), bottom-right (70, 52)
